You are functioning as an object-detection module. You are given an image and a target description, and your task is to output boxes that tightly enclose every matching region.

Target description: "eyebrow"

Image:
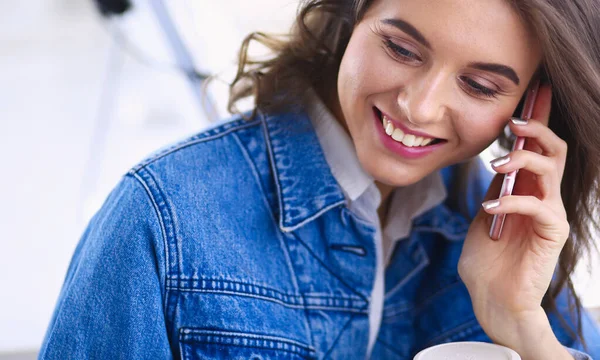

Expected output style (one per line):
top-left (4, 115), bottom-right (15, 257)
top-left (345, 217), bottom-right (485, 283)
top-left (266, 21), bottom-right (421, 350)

top-left (382, 18), bottom-right (521, 86)
top-left (382, 18), bottom-right (432, 49)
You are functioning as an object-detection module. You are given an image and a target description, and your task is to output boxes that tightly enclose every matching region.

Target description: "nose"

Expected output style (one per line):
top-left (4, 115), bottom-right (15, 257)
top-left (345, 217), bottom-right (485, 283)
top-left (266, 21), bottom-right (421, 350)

top-left (397, 71), bottom-right (450, 126)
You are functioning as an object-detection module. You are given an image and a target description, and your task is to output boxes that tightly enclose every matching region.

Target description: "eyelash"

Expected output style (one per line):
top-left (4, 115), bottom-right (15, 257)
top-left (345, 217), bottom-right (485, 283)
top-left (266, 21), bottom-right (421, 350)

top-left (383, 39), bottom-right (499, 99)
top-left (459, 77), bottom-right (499, 98)
top-left (384, 38), bottom-right (420, 62)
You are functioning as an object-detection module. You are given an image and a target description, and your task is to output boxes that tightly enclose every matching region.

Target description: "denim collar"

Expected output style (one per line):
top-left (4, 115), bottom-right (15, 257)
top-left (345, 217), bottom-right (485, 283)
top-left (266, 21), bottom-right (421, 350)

top-left (260, 108), bottom-right (474, 240)
top-left (262, 110), bottom-right (346, 232)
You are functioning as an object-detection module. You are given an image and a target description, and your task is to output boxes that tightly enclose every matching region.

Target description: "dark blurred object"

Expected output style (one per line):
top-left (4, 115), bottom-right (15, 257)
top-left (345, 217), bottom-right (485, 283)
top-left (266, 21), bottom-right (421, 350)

top-left (95, 0), bottom-right (132, 16)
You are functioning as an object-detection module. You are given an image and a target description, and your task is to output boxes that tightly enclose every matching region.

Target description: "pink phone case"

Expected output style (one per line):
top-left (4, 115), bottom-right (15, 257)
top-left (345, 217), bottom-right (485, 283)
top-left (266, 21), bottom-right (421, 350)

top-left (489, 78), bottom-right (541, 240)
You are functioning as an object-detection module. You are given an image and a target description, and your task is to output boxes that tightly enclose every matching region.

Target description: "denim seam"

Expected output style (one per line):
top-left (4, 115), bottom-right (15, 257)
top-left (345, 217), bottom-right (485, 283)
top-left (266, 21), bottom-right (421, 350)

top-left (322, 313), bottom-right (359, 359)
top-left (231, 131), bottom-right (304, 296)
top-left (178, 328), bottom-right (316, 356)
top-left (135, 168), bottom-right (180, 275)
top-left (168, 278), bottom-right (363, 300)
top-left (289, 231), bottom-right (370, 303)
top-left (383, 280), bottom-right (465, 320)
top-left (281, 200), bottom-right (347, 233)
top-left (130, 119), bottom-right (261, 173)
top-left (166, 287), bottom-right (368, 313)
top-left (132, 167), bottom-right (180, 339)
top-left (384, 244), bottom-right (430, 301)
top-left (231, 122), bottom-right (315, 343)
top-left (381, 302), bottom-right (413, 319)
top-left (129, 172), bottom-right (170, 309)
top-left (261, 115), bottom-right (287, 233)
top-left (260, 113), bottom-right (345, 233)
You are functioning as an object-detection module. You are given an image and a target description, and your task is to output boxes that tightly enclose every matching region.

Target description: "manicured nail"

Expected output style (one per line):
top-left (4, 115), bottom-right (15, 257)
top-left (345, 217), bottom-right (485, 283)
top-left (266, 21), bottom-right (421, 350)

top-left (490, 155), bottom-right (510, 168)
top-left (482, 200), bottom-right (500, 210)
top-left (511, 117), bottom-right (528, 125)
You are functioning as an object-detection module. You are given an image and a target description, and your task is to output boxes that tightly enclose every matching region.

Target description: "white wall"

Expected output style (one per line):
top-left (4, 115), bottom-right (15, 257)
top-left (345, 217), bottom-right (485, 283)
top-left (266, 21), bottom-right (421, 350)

top-left (0, 0), bottom-right (296, 353)
top-left (0, 0), bottom-right (597, 355)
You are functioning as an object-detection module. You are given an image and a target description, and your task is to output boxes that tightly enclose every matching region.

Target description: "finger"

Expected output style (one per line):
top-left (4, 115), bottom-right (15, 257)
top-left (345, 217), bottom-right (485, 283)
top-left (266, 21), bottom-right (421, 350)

top-left (489, 150), bottom-right (560, 199)
top-left (481, 196), bottom-right (569, 243)
top-left (530, 83), bottom-right (552, 127)
top-left (508, 119), bottom-right (567, 158)
top-left (476, 173), bottom-right (504, 227)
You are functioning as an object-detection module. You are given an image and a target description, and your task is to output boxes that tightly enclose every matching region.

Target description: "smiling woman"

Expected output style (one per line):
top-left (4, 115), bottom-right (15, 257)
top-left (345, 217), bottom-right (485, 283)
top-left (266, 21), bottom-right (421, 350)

top-left (40, 0), bottom-right (600, 359)
top-left (229, 0), bottom-right (600, 356)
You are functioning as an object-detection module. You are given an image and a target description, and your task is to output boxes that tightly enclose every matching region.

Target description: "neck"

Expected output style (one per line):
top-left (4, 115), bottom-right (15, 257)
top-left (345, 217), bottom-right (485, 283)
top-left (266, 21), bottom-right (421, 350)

top-left (376, 181), bottom-right (396, 227)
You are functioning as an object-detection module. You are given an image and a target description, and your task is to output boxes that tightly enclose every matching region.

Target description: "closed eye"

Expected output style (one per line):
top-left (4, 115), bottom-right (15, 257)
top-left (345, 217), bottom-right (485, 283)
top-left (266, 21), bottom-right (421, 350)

top-left (459, 76), bottom-right (499, 98)
top-left (384, 38), bottom-right (421, 62)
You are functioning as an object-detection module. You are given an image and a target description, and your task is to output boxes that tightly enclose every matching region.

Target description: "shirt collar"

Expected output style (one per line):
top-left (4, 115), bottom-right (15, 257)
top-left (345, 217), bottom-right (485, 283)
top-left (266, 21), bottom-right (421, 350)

top-left (305, 90), bottom-right (374, 202)
top-left (384, 171), bottom-right (447, 242)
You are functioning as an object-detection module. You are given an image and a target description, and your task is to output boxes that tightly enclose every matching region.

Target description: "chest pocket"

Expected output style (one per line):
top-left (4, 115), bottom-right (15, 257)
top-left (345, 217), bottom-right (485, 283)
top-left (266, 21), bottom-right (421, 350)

top-left (179, 328), bottom-right (317, 360)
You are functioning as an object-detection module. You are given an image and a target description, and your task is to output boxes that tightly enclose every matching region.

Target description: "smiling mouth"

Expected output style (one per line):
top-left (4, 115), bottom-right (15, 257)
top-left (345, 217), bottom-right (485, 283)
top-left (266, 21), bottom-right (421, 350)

top-left (374, 108), bottom-right (445, 147)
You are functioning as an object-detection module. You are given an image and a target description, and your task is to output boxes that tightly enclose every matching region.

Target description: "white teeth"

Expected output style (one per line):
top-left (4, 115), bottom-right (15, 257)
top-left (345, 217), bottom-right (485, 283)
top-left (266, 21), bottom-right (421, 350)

top-left (385, 121), bottom-right (394, 136)
top-left (391, 128), bottom-right (404, 142)
top-left (381, 114), bottom-right (436, 147)
top-left (402, 134), bottom-right (416, 147)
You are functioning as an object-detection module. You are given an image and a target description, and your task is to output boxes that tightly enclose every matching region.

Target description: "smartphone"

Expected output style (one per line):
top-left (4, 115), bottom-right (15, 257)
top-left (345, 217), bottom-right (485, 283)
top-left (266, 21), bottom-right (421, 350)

top-left (489, 77), bottom-right (541, 240)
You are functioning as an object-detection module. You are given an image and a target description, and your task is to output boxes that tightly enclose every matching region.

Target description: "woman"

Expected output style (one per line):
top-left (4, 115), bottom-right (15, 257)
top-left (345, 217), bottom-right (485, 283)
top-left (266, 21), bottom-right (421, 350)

top-left (40, 0), bottom-right (600, 359)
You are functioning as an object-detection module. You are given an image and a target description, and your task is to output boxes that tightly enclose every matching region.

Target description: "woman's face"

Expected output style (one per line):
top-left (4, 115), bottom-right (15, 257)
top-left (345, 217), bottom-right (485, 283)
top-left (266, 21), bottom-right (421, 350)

top-left (336, 0), bottom-right (542, 186)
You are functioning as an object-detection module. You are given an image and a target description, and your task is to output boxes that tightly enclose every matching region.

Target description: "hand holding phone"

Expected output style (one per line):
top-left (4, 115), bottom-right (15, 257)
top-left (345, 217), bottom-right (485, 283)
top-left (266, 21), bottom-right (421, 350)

top-left (489, 78), bottom-right (541, 240)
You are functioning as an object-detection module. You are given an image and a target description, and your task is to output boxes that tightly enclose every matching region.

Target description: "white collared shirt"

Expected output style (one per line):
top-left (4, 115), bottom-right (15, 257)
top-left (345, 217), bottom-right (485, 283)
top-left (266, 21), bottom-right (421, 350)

top-left (306, 92), bottom-right (447, 356)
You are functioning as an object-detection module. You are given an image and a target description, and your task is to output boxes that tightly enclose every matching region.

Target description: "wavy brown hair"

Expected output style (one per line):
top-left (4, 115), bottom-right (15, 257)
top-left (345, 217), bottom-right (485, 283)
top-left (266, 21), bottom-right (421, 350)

top-left (229, 0), bottom-right (600, 345)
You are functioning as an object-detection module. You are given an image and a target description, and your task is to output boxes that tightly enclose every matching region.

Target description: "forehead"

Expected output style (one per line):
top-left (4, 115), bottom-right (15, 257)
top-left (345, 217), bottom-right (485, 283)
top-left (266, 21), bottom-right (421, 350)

top-left (365, 0), bottom-right (542, 77)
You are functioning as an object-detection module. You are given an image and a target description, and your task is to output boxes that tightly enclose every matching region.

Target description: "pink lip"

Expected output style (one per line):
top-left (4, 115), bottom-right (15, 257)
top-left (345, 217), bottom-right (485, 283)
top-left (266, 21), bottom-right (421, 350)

top-left (373, 108), bottom-right (447, 159)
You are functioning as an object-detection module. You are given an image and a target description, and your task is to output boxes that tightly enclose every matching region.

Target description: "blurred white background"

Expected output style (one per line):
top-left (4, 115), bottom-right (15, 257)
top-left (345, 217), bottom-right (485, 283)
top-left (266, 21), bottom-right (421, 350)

top-left (0, 0), bottom-right (597, 357)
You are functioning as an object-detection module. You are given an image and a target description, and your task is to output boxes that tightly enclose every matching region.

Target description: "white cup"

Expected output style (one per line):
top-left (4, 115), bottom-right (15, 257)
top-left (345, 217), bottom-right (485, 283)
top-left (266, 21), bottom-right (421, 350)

top-left (413, 341), bottom-right (521, 360)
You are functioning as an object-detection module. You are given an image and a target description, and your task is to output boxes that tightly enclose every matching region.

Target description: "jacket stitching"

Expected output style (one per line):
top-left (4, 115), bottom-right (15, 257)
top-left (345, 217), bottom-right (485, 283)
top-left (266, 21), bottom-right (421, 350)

top-left (231, 131), bottom-right (302, 293)
top-left (322, 313), bottom-right (359, 359)
top-left (166, 281), bottom-right (368, 313)
top-left (261, 114), bottom-right (288, 232)
top-left (383, 280), bottom-right (466, 320)
top-left (132, 167), bottom-right (181, 344)
top-left (178, 328), bottom-right (316, 356)
top-left (289, 231), bottom-right (370, 303)
top-left (281, 200), bottom-right (347, 233)
top-left (129, 173), bottom-right (170, 311)
top-left (384, 243), bottom-right (430, 301)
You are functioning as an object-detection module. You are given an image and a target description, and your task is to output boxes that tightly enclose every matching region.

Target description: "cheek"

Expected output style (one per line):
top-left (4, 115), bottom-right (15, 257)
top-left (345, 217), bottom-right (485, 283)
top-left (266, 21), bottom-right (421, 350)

top-left (456, 114), bottom-right (507, 154)
top-left (338, 27), bottom-right (397, 104)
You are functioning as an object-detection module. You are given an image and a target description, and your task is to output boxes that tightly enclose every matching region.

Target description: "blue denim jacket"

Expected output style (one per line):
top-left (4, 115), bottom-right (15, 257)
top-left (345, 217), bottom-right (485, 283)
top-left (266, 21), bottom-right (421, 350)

top-left (40, 110), bottom-right (600, 359)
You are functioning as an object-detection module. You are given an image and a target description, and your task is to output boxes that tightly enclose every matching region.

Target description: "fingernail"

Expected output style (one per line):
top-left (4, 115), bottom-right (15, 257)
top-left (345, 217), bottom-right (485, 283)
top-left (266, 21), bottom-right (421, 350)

top-left (482, 200), bottom-right (500, 210)
top-left (511, 117), bottom-right (528, 125)
top-left (490, 155), bottom-right (510, 168)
